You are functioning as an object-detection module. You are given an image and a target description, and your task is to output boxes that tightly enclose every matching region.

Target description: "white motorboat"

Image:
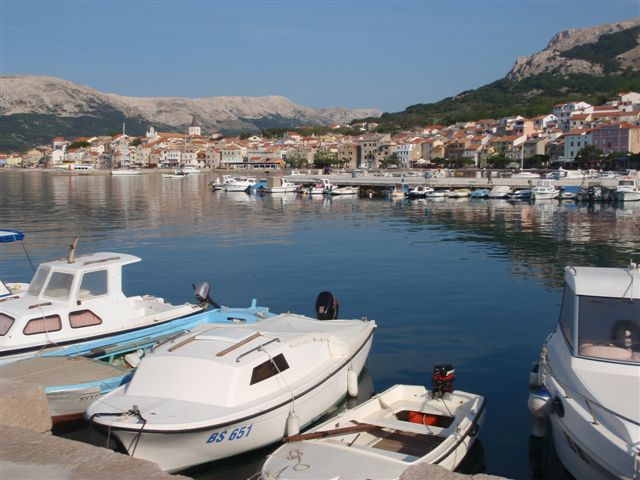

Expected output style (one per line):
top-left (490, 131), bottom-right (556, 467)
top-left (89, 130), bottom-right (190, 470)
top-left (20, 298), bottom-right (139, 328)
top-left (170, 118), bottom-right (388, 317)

top-left (512, 171), bottom-right (541, 179)
top-left (407, 186), bottom-right (434, 199)
top-left (613, 177), bottom-right (640, 202)
top-left (209, 175), bottom-right (237, 190)
top-left (262, 176), bottom-right (297, 194)
top-left (445, 189), bottom-right (470, 198)
top-left (327, 185), bottom-right (359, 196)
top-left (162, 168), bottom-right (188, 179)
top-left (508, 188), bottom-right (532, 200)
top-left (111, 168), bottom-right (141, 176)
top-left (224, 176), bottom-right (257, 192)
top-left (487, 185), bottom-right (512, 198)
top-left (532, 180), bottom-right (559, 200)
top-left (528, 263), bottom-right (640, 480)
top-left (0, 240), bottom-right (202, 366)
top-left (261, 372), bottom-right (485, 479)
top-left (425, 190), bottom-right (446, 199)
top-left (181, 166), bottom-right (201, 175)
top-left (87, 310), bottom-right (376, 472)
top-left (54, 164), bottom-right (95, 174)
top-left (308, 178), bottom-right (331, 195)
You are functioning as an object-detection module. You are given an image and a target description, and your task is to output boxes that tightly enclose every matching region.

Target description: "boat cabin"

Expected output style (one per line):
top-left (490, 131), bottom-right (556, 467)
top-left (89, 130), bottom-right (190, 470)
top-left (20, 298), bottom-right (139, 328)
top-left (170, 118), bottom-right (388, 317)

top-left (0, 252), bottom-right (195, 360)
top-left (558, 265), bottom-right (640, 363)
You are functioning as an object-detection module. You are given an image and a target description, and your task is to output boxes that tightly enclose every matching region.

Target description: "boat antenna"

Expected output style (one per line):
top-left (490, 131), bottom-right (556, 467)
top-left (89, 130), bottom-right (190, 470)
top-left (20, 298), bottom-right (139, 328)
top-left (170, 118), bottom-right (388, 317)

top-left (68, 236), bottom-right (80, 263)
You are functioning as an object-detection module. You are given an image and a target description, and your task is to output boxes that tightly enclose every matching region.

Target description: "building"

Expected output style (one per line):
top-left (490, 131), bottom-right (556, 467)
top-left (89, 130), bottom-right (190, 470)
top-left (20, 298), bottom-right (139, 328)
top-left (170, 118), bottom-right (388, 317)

top-left (591, 123), bottom-right (640, 155)
top-left (562, 129), bottom-right (592, 161)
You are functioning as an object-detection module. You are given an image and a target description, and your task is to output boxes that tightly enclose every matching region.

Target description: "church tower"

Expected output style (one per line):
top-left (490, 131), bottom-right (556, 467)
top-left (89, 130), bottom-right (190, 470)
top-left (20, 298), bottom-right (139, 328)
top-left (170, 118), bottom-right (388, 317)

top-left (188, 117), bottom-right (201, 136)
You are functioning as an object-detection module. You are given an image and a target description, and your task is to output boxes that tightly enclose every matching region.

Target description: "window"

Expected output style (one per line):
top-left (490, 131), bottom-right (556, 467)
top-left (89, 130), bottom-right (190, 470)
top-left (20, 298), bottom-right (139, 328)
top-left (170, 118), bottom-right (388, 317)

top-left (250, 353), bottom-right (290, 385)
top-left (27, 267), bottom-right (50, 296)
top-left (578, 296), bottom-right (639, 362)
top-left (23, 315), bottom-right (62, 335)
top-left (43, 272), bottom-right (75, 301)
top-left (559, 287), bottom-right (575, 350)
top-left (69, 310), bottom-right (102, 328)
top-left (78, 270), bottom-right (108, 299)
top-left (0, 314), bottom-right (15, 336)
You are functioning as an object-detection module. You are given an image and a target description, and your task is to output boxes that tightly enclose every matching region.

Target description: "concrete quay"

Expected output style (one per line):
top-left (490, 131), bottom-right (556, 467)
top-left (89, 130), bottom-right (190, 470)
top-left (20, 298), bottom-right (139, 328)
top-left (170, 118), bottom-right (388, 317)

top-left (286, 173), bottom-right (619, 190)
top-left (0, 377), bottom-right (189, 480)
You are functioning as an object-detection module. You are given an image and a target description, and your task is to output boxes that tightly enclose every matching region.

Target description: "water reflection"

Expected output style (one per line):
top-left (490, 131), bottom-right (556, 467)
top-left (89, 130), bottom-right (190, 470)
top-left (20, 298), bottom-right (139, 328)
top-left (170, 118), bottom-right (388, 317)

top-left (2, 170), bottom-right (638, 479)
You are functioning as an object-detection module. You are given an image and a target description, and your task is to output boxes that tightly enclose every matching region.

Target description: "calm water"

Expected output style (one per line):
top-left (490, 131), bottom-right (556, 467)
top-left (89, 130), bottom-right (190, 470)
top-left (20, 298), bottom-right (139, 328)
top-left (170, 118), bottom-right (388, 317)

top-left (2, 170), bottom-right (639, 480)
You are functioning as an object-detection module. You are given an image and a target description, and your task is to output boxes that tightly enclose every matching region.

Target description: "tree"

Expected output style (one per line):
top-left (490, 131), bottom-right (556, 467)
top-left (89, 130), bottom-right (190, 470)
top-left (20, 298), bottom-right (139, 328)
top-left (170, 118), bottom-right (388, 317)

top-left (129, 138), bottom-right (142, 147)
top-left (487, 154), bottom-right (510, 169)
top-left (313, 150), bottom-right (338, 168)
top-left (68, 141), bottom-right (90, 150)
top-left (284, 152), bottom-right (308, 168)
top-left (575, 145), bottom-right (604, 169)
top-left (380, 153), bottom-right (400, 168)
top-left (527, 154), bottom-right (549, 169)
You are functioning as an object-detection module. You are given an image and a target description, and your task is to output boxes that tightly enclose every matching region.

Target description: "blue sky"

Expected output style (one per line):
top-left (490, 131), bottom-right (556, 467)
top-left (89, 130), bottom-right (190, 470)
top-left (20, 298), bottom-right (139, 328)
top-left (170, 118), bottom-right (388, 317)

top-left (1, 1), bottom-right (638, 112)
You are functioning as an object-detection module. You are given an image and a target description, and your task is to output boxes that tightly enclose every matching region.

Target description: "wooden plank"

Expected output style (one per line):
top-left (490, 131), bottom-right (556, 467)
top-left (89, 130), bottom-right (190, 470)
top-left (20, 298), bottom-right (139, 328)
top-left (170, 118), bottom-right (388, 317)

top-left (284, 423), bottom-right (379, 443)
top-left (216, 332), bottom-right (261, 357)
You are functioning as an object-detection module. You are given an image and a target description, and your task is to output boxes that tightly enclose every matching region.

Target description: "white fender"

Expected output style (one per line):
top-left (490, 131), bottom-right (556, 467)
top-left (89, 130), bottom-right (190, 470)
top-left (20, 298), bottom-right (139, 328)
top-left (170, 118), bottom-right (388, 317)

top-left (347, 368), bottom-right (358, 398)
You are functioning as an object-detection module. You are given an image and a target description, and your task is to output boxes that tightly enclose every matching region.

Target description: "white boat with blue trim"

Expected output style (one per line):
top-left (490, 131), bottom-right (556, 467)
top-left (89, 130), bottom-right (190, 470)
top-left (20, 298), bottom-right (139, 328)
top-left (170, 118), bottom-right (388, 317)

top-left (528, 263), bottom-right (640, 480)
top-left (0, 230), bottom-right (30, 298)
top-left (0, 240), bottom-right (204, 366)
top-left (2, 295), bottom-right (272, 424)
top-left (87, 303), bottom-right (376, 472)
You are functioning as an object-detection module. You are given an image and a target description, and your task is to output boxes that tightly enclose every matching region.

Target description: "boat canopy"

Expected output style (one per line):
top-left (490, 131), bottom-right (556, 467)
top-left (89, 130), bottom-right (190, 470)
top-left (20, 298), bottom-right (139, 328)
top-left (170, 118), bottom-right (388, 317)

top-left (0, 230), bottom-right (25, 243)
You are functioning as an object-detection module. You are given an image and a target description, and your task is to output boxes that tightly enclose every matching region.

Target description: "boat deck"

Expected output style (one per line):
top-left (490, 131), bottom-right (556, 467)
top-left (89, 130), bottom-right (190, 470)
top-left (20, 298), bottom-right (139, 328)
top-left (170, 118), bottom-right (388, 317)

top-left (2, 357), bottom-right (127, 387)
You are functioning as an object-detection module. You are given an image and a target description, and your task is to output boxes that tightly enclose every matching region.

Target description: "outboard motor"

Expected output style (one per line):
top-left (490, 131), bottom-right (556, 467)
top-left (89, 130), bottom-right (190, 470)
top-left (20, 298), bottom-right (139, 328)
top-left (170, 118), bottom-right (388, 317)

top-left (315, 291), bottom-right (339, 320)
top-left (193, 282), bottom-right (221, 309)
top-left (432, 364), bottom-right (455, 397)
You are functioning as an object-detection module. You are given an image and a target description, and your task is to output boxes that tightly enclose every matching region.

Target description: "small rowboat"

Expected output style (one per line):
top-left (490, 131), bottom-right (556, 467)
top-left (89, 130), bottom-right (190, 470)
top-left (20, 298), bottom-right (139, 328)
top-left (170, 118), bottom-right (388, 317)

top-left (260, 380), bottom-right (484, 479)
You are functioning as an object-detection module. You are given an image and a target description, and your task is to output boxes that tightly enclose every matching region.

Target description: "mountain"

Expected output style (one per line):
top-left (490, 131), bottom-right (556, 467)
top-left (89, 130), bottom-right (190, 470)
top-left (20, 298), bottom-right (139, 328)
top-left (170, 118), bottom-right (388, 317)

top-left (361, 18), bottom-right (640, 131)
top-left (0, 76), bottom-right (381, 151)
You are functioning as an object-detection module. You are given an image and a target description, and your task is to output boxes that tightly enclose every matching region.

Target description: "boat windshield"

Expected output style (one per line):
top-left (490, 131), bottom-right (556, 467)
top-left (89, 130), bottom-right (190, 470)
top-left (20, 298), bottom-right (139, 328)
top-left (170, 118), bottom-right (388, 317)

top-left (27, 267), bottom-right (50, 296)
top-left (577, 295), bottom-right (640, 363)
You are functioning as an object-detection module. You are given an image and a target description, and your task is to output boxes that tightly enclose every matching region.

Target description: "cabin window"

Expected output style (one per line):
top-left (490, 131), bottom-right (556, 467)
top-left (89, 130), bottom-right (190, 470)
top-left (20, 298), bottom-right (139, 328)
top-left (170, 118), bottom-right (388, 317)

top-left (0, 314), bottom-right (15, 336)
top-left (578, 296), bottom-right (639, 362)
top-left (69, 310), bottom-right (102, 328)
top-left (23, 315), bottom-right (62, 335)
top-left (78, 270), bottom-right (108, 299)
top-left (558, 287), bottom-right (575, 350)
top-left (43, 272), bottom-right (74, 301)
top-left (250, 353), bottom-right (290, 385)
top-left (27, 267), bottom-right (50, 296)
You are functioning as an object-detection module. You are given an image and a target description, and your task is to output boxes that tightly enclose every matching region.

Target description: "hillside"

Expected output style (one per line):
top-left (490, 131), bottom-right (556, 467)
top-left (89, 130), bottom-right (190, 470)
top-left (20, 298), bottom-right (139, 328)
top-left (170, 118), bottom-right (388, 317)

top-left (0, 76), bottom-right (381, 151)
top-left (363, 18), bottom-right (640, 131)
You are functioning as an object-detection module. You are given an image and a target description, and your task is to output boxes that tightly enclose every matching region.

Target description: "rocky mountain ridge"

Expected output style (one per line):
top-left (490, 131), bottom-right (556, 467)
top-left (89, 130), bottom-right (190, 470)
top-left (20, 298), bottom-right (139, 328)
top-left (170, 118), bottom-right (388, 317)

top-left (506, 18), bottom-right (640, 80)
top-left (0, 75), bottom-right (381, 134)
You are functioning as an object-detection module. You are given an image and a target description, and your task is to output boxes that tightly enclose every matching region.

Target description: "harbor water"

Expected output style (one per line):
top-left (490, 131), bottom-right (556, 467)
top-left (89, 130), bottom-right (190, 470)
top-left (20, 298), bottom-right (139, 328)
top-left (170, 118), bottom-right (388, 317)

top-left (2, 170), bottom-right (639, 479)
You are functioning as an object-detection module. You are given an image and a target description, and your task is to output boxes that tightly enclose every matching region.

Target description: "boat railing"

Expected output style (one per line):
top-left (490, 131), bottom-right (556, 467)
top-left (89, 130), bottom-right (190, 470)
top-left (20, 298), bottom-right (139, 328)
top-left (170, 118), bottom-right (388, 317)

top-left (543, 348), bottom-right (640, 427)
top-left (235, 338), bottom-right (280, 363)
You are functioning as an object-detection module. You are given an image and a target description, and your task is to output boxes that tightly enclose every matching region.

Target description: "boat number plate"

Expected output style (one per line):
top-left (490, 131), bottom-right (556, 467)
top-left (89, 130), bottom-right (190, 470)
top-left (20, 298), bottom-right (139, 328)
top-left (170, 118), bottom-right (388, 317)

top-left (206, 424), bottom-right (253, 444)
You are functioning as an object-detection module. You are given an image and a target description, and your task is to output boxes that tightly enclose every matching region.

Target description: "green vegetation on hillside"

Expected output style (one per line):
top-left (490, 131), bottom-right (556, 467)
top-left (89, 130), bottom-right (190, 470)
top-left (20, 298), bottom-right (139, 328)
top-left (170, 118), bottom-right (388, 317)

top-left (560, 26), bottom-right (640, 73)
top-left (0, 111), bottom-right (165, 152)
top-left (358, 72), bottom-right (640, 131)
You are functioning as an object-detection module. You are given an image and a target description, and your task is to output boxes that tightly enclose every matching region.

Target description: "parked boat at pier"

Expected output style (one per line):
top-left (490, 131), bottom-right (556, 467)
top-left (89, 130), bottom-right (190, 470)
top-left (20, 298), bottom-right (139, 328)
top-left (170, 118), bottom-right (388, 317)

top-left (224, 176), bottom-right (257, 192)
top-left (326, 185), bottom-right (359, 196)
top-left (613, 177), bottom-right (640, 202)
top-left (111, 168), bottom-right (141, 176)
top-left (487, 185), bottom-right (512, 199)
top-left (261, 371), bottom-right (485, 479)
top-left (261, 177), bottom-right (297, 194)
top-left (528, 263), bottom-right (640, 480)
top-left (3, 296), bottom-right (272, 424)
top-left (532, 180), bottom-right (559, 200)
top-left (87, 306), bottom-right (376, 472)
top-left (407, 186), bottom-right (434, 199)
top-left (0, 229), bottom-right (30, 298)
top-left (0, 240), bottom-right (203, 366)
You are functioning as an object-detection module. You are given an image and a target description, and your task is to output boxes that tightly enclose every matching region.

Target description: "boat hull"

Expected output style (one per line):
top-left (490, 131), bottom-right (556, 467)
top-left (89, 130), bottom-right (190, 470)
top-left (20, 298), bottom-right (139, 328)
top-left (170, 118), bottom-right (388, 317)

top-left (94, 331), bottom-right (374, 472)
top-left (614, 191), bottom-right (640, 202)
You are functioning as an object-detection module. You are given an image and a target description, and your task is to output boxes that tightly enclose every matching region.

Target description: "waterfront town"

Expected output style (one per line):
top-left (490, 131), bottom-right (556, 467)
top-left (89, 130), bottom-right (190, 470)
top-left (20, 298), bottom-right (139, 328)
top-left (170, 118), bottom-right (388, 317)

top-left (2, 91), bottom-right (640, 172)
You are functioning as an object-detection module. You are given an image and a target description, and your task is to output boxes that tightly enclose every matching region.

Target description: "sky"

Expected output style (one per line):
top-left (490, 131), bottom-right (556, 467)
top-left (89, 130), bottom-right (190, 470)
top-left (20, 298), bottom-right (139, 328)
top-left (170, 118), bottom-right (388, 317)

top-left (1, 1), bottom-right (638, 112)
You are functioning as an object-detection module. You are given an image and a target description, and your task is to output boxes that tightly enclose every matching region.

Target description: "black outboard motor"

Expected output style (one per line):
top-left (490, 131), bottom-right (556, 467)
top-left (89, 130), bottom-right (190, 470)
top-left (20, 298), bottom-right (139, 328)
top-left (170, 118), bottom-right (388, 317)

top-left (193, 282), bottom-right (221, 309)
top-left (432, 364), bottom-right (455, 397)
top-left (315, 291), bottom-right (339, 320)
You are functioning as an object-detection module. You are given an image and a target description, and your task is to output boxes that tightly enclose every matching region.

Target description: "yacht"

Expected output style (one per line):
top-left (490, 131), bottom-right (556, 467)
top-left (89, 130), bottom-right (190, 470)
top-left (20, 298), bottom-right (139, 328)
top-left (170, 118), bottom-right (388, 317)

top-left (407, 186), bottom-right (434, 198)
top-left (261, 176), bottom-right (297, 193)
top-left (224, 176), bottom-right (257, 192)
top-left (528, 263), bottom-right (640, 480)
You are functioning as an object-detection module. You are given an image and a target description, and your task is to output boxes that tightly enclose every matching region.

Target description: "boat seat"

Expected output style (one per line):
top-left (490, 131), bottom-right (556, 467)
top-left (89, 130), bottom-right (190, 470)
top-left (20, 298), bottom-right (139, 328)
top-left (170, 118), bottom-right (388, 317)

top-left (579, 343), bottom-right (632, 360)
